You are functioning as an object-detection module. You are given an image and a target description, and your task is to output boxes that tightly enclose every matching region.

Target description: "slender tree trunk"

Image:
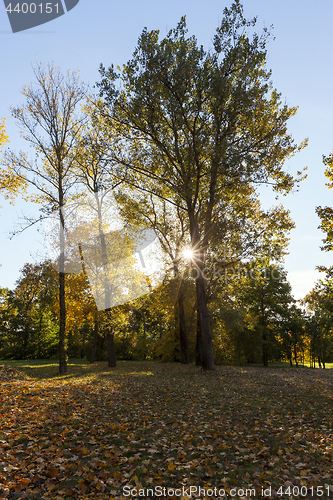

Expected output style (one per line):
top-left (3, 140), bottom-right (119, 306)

top-left (195, 309), bottom-right (202, 366)
top-left (143, 312), bottom-right (146, 339)
top-left (107, 332), bottom-right (116, 367)
top-left (96, 192), bottom-right (117, 368)
top-left (90, 310), bottom-right (99, 363)
top-left (178, 291), bottom-right (190, 364)
top-left (58, 270), bottom-right (67, 374)
top-left (173, 261), bottom-right (190, 364)
top-left (58, 195), bottom-right (67, 375)
top-left (261, 324), bottom-right (268, 367)
top-left (294, 346), bottom-right (298, 367)
top-left (260, 297), bottom-right (268, 368)
top-left (262, 336), bottom-right (268, 367)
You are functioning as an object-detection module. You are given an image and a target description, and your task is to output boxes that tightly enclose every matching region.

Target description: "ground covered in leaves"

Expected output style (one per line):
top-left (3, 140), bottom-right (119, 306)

top-left (0, 361), bottom-right (333, 499)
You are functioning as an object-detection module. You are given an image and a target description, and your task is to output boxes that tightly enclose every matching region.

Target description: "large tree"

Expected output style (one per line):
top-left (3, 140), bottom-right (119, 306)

top-left (3, 63), bottom-right (86, 374)
top-left (97, 1), bottom-right (306, 369)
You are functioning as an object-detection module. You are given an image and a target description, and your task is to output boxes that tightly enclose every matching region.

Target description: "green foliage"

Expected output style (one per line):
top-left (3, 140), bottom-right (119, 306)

top-left (303, 269), bottom-right (333, 367)
top-left (0, 263), bottom-right (59, 359)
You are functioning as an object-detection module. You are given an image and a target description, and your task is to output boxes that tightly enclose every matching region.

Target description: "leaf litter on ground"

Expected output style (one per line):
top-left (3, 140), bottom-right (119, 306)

top-left (0, 361), bottom-right (333, 499)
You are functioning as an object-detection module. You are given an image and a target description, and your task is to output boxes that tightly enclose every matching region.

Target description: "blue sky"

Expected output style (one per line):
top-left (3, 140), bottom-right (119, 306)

top-left (0, 0), bottom-right (333, 298)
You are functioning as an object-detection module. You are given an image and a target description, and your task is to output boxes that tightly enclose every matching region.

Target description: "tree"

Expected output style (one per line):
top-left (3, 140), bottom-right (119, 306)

top-left (3, 63), bottom-right (87, 373)
top-left (304, 272), bottom-right (333, 368)
top-left (72, 103), bottom-right (122, 367)
top-left (278, 305), bottom-right (305, 367)
top-left (97, 1), bottom-right (306, 369)
top-left (0, 262), bottom-right (59, 360)
top-left (0, 287), bottom-right (15, 357)
top-left (316, 150), bottom-right (333, 251)
top-left (235, 263), bottom-right (294, 366)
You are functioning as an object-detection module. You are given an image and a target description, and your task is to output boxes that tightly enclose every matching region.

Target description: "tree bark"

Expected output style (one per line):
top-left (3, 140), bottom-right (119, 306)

top-left (178, 291), bottom-right (190, 364)
top-left (262, 328), bottom-right (268, 367)
top-left (195, 309), bottom-right (202, 366)
top-left (58, 198), bottom-right (67, 375)
top-left (58, 270), bottom-right (67, 374)
top-left (188, 209), bottom-right (215, 370)
top-left (95, 193), bottom-right (117, 368)
top-left (90, 310), bottom-right (99, 363)
top-left (107, 332), bottom-right (116, 367)
top-left (196, 271), bottom-right (215, 370)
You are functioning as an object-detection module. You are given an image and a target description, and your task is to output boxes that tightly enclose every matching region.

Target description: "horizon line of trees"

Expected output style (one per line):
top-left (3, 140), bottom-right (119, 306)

top-left (1, 257), bottom-right (333, 368)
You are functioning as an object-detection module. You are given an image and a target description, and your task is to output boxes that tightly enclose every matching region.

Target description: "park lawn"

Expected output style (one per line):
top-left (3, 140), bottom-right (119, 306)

top-left (0, 361), bottom-right (333, 499)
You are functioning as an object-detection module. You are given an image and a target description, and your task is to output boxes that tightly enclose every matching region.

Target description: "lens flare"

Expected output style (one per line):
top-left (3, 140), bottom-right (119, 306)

top-left (183, 248), bottom-right (194, 260)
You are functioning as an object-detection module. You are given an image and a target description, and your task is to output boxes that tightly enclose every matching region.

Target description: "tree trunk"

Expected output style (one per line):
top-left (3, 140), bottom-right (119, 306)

top-left (173, 325), bottom-right (181, 362)
top-left (80, 326), bottom-right (86, 358)
top-left (262, 328), bottom-right (268, 367)
top-left (195, 309), bottom-right (202, 366)
top-left (178, 291), bottom-right (190, 364)
top-left (143, 312), bottom-right (146, 339)
top-left (188, 210), bottom-right (215, 370)
top-left (90, 310), bottom-right (99, 363)
top-left (107, 332), bottom-right (116, 367)
top-left (58, 182), bottom-right (67, 375)
top-left (58, 270), bottom-right (67, 374)
top-left (196, 271), bottom-right (215, 370)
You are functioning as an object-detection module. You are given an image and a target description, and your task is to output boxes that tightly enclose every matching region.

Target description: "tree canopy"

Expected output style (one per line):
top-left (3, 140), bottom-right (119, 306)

top-left (97, 1), bottom-right (307, 369)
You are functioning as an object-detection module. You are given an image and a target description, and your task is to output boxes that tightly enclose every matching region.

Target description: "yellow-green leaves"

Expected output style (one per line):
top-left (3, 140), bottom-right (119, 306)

top-left (0, 118), bottom-right (8, 148)
top-left (0, 118), bottom-right (28, 201)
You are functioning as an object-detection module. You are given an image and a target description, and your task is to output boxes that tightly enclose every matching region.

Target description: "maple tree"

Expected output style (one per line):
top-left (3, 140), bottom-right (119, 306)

top-left (97, 1), bottom-right (307, 369)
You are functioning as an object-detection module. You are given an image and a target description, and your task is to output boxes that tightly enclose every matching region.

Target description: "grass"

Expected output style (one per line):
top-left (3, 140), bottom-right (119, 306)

top-left (0, 360), bottom-right (333, 499)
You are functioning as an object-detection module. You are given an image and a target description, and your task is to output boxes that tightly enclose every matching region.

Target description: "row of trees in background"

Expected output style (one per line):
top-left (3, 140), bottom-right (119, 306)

top-left (3, 1), bottom-right (333, 370)
top-left (1, 257), bottom-right (333, 368)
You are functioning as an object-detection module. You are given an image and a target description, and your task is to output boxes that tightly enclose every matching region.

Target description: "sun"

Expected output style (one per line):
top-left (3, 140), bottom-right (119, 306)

top-left (183, 247), bottom-right (194, 260)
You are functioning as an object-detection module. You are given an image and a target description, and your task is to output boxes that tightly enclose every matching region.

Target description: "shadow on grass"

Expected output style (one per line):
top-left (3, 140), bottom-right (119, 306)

top-left (1, 358), bottom-right (331, 382)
